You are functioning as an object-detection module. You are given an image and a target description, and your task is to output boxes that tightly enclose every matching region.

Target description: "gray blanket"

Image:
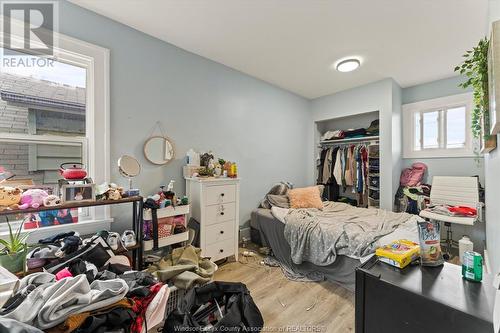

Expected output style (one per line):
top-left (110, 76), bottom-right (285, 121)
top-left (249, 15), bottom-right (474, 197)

top-left (284, 202), bottom-right (414, 266)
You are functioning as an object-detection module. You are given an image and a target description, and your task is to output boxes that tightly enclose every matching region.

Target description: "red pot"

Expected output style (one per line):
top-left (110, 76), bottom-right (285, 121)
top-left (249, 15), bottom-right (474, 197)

top-left (59, 162), bottom-right (87, 180)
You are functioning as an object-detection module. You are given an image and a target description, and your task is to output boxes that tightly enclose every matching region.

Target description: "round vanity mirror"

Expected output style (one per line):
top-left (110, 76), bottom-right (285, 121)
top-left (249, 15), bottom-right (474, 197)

top-left (118, 155), bottom-right (141, 190)
top-left (143, 136), bottom-right (175, 165)
top-left (118, 155), bottom-right (141, 178)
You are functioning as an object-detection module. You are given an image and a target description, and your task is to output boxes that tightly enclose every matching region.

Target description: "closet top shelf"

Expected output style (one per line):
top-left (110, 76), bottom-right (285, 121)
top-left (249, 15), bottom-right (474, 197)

top-left (319, 135), bottom-right (379, 146)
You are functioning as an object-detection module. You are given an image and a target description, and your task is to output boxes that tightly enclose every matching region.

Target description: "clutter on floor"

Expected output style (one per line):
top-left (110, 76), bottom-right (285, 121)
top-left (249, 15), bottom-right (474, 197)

top-left (0, 224), bottom-right (223, 332)
top-left (164, 281), bottom-right (264, 332)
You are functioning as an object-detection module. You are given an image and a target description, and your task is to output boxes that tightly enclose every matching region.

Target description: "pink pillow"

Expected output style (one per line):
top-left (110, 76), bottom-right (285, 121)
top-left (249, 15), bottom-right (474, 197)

top-left (288, 186), bottom-right (323, 209)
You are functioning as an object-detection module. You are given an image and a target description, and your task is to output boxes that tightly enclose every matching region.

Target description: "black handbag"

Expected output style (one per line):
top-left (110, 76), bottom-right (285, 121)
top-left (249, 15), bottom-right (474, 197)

top-left (164, 281), bottom-right (264, 332)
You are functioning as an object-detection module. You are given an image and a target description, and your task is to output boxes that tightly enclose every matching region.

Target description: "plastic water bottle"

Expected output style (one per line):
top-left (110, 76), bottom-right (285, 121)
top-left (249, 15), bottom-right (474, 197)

top-left (459, 236), bottom-right (474, 264)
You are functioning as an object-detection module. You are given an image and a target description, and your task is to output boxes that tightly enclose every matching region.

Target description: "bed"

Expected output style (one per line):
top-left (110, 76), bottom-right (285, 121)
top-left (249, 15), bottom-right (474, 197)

top-left (250, 203), bottom-right (420, 291)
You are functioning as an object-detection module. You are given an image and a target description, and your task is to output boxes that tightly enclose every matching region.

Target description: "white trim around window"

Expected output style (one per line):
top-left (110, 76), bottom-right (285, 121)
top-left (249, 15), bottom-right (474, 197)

top-left (403, 93), bottom-right (477, 159)
top-left (0, 16), bottom-right (111, 240)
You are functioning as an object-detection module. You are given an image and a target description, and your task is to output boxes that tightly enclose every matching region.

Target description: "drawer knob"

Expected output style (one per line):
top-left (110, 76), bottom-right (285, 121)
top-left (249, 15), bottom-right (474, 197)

top-left (220, 193), bottom-right (225, 197)
top-left (221, 212), bottom-right (225, 216)
top-left (219, 249), bottom-right (224, 253)
top-left (220, 230), bottom-right (224, 234)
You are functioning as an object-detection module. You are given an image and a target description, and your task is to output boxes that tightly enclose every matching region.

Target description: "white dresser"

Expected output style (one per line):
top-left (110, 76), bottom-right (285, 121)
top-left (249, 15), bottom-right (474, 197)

top-left (185, 177), bottom-right (240, 262)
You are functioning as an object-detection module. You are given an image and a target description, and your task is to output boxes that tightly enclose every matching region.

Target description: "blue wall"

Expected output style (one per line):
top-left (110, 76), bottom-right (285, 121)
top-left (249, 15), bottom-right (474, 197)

top-left (402, 76), bottom-right (472, 104)
top-left (57, 1), bottom-right (311, 231)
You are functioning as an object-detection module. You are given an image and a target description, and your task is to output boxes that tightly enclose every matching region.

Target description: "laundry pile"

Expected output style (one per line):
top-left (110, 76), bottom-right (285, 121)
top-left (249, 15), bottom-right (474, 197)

top-left (146, 245), bottom-right (217, 290)
top-left (0, 261), bottom-right (167, 332)
top-left (394, 163), bottom-right (430, 214)
top-left (0, 234), bottom-right (216, 332)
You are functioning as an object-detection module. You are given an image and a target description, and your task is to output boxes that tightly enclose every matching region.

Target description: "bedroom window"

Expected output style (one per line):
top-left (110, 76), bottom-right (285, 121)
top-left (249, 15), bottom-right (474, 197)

top-left (0, 22), bottom-right (110, 240)
top-left (403, 93), bottom-right (476, 158)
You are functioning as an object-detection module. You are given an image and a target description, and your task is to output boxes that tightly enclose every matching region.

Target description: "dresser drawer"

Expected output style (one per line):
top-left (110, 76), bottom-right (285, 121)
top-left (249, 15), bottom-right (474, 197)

top-left (204, 238), bottom-right (235, 261)
top-left (205, 184), bottom-right (236, 205)
top-left (205, 221), bottom-right (234, 245)
top-left (205, 202), bottom-right (236, 226)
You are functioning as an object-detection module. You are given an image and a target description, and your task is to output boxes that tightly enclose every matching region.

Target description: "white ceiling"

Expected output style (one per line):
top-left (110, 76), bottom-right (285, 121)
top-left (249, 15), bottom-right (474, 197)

top-left (70, 0), bottom-right (489, 99)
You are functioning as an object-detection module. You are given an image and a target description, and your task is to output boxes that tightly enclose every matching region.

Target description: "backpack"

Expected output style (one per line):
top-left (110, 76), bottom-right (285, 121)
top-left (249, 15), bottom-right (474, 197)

top-left (400, 162), bottom-right (427, 187)
top-left (164, 281), bottom-right (264, 332)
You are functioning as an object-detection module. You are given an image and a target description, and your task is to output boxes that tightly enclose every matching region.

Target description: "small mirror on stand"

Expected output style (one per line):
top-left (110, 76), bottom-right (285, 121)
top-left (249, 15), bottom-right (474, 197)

top-left (118, 155), bottom-right (141, 196)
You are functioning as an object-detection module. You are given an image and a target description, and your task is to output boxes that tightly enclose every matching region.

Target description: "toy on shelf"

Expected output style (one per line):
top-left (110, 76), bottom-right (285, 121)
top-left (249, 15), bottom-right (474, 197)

top-left (19, 188), bottom-right (49, 209)
top-left (0, 186), bottom-right (21, 211)
top-left (43, 195), bottom-right (62, 207)
top-left (95, 182), bottom-right (126, 201)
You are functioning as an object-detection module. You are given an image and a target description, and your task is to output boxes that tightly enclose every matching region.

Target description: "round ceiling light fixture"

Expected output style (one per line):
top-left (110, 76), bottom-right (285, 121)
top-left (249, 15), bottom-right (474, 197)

top-left (335, 58), bottom-right (361, 72)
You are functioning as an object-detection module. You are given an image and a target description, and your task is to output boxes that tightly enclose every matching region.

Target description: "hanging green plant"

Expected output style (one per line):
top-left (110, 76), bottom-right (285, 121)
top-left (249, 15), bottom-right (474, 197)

top-left (454, 38), bottom-right (490, 140)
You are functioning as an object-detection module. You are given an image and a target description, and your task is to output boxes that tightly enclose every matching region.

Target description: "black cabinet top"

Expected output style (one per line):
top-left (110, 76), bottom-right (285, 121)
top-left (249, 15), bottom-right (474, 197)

top-left (358, 258), bottom-right (496, 323)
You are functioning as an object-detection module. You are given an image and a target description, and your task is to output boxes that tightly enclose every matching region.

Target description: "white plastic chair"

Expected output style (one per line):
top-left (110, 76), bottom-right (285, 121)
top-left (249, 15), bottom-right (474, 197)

top-left (419, 176), bottom-right (481, 258)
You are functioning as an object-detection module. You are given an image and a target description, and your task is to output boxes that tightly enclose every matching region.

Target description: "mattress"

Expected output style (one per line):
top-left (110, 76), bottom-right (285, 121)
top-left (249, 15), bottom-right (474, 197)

top-left (251, 207), bottom-right (420, 291)
top-left (251, 208), bottom-right (360, 291)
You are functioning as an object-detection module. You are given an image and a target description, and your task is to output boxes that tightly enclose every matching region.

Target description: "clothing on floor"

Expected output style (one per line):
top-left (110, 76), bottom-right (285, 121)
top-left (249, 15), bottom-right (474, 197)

top-left (145, 245), bottom-right (216, 290)
top-left (141, 284), bottom-right (170, 333)
top-left (2, 273), bottom-right (129, 330)
top-left (46, 299), bottom-right (135, 333)
top-left (130, 283), bottom-right (163, 333)
top-left (0, 318), bottom-right (43, 333)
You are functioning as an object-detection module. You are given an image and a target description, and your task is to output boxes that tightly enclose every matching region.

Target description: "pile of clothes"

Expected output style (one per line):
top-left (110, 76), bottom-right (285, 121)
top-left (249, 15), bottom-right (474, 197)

top-left (0, 260), bottom-right (166, 332)
top-left (320, 120), bottom-right (379, 141)
top-left (317, 144), bottom-right (368, 202)
top-left (146, 246), bottom-right (216, 290)
top-left (394, 162), bottom-right (430, 214)
top-left (0, 234), bottom-right (216, 332)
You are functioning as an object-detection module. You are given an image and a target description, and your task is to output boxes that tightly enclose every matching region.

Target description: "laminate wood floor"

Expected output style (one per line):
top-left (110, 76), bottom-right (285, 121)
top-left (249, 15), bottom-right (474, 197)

top-left (214, 250), bottom-right (355, 332)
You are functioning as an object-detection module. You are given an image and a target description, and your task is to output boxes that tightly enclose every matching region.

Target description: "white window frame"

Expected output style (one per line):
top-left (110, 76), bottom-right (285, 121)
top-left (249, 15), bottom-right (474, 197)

top-left (403, 93), bottom-right (477, 158)
top-left (0, 17), bottom-right (111, 241)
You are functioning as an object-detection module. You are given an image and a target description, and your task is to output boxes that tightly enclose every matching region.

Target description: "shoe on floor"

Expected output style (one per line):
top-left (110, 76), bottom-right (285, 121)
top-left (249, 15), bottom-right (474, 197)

top-left (121, 230), bottom-right (137, 248)
top-left (107, 232), bottom-right (124, 251)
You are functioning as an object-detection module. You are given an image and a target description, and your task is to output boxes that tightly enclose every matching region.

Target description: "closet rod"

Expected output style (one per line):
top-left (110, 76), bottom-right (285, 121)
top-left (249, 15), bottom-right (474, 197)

top-left (319, 138), bottom-right (379, 147)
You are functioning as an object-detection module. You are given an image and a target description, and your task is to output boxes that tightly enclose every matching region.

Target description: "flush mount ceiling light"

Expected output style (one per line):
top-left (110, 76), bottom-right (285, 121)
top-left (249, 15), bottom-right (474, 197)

top-left (335, 58), bottom-right (361, 72)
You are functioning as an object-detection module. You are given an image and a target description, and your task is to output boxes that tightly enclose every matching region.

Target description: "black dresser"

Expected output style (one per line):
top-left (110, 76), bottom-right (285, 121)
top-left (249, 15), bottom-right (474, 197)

top-left (355, 257), bottom-right (496, 333)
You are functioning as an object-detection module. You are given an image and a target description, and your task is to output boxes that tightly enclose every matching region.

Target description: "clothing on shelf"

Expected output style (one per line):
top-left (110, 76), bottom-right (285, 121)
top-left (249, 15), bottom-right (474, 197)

top-left (321, 130), bottom-right (345, 141)
top-left (344, 128), bottom-right (367, 138)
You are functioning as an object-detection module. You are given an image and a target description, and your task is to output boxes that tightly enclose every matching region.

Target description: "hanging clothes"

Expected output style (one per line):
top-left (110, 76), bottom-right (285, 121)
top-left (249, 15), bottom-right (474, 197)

top-left (316, 143), bottom-right (370, 202)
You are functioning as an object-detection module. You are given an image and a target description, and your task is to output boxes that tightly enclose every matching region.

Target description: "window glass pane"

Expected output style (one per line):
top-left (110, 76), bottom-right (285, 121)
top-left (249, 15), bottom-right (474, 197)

top-left (446, 106), bottom-right (466, 148)
top-left (0, 48), bottom-right (86, 137)
top-left (423, 111), bottom-right (439, 149)
top-left (0, 141), bottom-right (82, 188)
top-left (0, 141), bottom-right (84, 229)
top-left (414, 112), bottom-right (421, 151)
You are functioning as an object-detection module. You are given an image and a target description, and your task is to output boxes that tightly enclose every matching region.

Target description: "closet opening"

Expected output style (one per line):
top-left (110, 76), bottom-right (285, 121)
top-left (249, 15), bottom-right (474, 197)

top-left (315, 110), bottom-right (380, 208)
